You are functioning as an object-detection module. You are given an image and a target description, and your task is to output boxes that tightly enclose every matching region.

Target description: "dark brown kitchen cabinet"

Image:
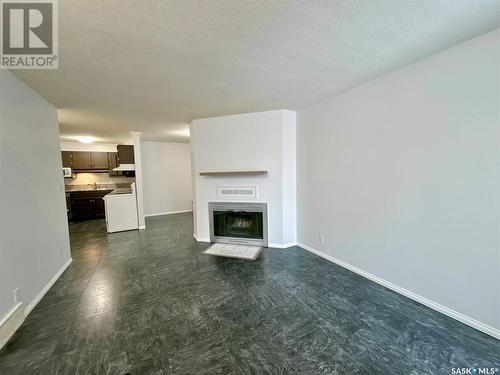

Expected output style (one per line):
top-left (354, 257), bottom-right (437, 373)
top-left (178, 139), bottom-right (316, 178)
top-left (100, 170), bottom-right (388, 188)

top-left (70, 190), bottom-right (111, 221)
top-left (117, 145), bottom-right (134, 164)
top-left (107, 152), bottom-right (122, 176)
top-left (94, 197), bottom-right (106, 217)
top-left (72, 152), bottom-right (93, 170)
top-left (70, 151), bottom-right (111, 171)
top-left (91, 152), bottom-right (109, 170)
top-left (61, 151), bottom-right (73, 168)
top-left (71, 198), bottom-right (95, 220)
top-left (61, 151), bottom-right (130, 172)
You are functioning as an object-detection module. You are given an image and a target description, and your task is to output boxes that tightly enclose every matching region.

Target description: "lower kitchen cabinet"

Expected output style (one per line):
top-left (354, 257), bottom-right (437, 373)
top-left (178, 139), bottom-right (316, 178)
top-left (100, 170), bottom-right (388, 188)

top-left (71, 198), bottom-right (95, 220)
top-left (94, 197), bottom-right (106, 217)
top-left (70, 190), bottom-right (111, 221)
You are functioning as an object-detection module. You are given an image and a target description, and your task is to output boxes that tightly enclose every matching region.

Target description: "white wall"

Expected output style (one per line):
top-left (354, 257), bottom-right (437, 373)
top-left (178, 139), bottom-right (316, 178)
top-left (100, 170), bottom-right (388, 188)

top-left (282, 110), bottom-right (297, 245)
top-left (191, 110), bottom-right (296, 247)
top-left (131, 132), bottom-right (146, 228)
top-left (297, 30), bottom-right (499, 334)
top-left (0, 72), bottom-right (72, 324)
top-left (142, 142), bottom-right (193, 216)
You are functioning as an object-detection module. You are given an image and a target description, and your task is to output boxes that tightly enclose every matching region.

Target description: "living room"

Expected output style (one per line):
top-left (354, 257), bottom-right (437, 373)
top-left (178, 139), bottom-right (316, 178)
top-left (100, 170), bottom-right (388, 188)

top-left (0, 1), bottom-right (498, 373)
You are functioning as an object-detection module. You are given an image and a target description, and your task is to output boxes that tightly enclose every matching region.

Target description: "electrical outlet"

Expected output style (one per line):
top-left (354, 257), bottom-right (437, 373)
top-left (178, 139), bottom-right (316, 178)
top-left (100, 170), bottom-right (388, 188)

top-left (319, 234), bottom-right (325, 244)
top-left (13, 288), bottom-right (20, 303)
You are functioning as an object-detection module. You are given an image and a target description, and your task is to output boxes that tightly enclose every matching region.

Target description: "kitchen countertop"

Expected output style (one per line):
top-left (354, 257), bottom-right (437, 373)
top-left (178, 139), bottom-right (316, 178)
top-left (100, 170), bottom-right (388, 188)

top-left (65, 183), bottom-right (133, 196)
top-left (65, 187), bottom-right (113, 193)
top-left (105, 188), bottom-right (133, 196)
top-left (65, 183), bottom-right (130, 193)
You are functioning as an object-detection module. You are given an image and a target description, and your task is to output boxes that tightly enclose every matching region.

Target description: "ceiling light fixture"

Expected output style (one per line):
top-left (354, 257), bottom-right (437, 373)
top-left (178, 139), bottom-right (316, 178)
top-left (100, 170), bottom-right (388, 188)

top-left (77, 136), bottom-right (95, 143)
top-left (76, 136), bottom-right (95, 144)
top-left (171, 128), bottom-right (190, 137)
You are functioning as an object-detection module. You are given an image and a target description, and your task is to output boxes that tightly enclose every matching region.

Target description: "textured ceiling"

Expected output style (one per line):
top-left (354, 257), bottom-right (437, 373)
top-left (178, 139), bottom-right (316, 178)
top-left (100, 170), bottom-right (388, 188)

top-left (13, 0), bottom-right (500, 143)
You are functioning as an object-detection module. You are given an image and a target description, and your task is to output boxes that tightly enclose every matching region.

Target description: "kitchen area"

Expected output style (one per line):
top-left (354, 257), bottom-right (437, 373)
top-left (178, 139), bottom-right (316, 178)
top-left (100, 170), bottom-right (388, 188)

top-left (62, 144), bottom-right (139, 233)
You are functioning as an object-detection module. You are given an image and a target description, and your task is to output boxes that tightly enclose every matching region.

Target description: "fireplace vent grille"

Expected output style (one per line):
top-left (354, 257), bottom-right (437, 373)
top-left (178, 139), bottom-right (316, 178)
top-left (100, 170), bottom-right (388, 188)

top-left (217, 186), bottom-right (257, 200)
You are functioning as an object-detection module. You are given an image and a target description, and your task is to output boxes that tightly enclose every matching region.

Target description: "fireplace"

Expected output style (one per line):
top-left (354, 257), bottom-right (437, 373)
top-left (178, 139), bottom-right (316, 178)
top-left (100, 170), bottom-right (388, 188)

top-left (209, 202), bottom-right (268, 247)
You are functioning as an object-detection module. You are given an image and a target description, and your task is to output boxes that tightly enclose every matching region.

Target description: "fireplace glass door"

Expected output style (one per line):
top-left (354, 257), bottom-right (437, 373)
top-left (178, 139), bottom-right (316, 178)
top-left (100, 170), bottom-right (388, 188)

top-left (213, 211), bottom-right (263, 240)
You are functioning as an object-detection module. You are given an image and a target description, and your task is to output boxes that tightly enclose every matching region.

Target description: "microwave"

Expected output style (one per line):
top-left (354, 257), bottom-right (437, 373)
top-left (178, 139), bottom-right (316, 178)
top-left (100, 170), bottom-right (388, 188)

top-left (63, 167), bottom-right (72, 178)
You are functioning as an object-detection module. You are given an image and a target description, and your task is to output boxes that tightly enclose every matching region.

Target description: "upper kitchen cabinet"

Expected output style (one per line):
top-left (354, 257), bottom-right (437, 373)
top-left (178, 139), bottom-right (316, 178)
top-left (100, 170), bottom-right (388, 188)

top-left (72, 152), bottom-right (93, 170)
top-left (108, 152), bottom-right (122, 176)
top-left (61, 149), bottom-right (134, 172)
top-left (117, 145), bottom-right (134, 164)
top-left (61, 151), bottom-right (73, 168)
top-left (91, 152), bottom-right (110, 170)
top-left (69, 151), bottom-right (111, 171)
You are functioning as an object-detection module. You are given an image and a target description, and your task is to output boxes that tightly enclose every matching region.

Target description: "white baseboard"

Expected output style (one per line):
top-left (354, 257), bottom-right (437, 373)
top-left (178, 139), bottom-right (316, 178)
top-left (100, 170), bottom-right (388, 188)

top-left (145, 210), bottom-right (192, 217)
top-left (138, 225), bottom-right (146, 230)
top-left (0, 257), bottom-right (73, 349)
top-left (268, 241), bottom-right (297, 249)
top-left (25, 258), bottom-right (73, 316)
top-left (195, 236), bottom-right (211, 243)
top-left (297, 242), bottom-right (500, 340)
top-left (0, 303), bottom-right (24, 349)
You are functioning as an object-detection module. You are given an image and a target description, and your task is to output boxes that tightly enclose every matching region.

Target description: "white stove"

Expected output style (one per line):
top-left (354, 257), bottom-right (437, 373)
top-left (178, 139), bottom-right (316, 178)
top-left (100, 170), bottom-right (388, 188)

top-left (103, 183), bottom-right (139, 233)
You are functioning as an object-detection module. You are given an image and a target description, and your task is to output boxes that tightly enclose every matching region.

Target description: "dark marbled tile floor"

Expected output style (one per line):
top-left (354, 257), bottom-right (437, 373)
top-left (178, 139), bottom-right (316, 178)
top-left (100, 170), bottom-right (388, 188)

top-left (0, 212), bottom-right (498, 374)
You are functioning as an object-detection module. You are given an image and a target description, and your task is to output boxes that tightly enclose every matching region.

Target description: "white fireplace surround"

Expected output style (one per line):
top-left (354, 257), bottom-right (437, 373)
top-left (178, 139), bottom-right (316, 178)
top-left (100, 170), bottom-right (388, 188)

top-left (190, 110), bottom-right (296, 248)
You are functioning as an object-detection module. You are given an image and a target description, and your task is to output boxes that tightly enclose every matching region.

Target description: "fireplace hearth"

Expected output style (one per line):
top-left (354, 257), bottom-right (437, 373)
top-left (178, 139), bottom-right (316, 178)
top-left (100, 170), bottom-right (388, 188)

top-left (209, 202), bottom-right (268, 247)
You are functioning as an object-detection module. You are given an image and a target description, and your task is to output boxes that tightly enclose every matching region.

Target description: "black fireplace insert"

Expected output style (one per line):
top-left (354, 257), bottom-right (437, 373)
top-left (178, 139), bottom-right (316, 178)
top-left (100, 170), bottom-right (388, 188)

top-left (209, 202), bottom-right (268, 246)
top-left (213, 211), bottom-right (263, 239)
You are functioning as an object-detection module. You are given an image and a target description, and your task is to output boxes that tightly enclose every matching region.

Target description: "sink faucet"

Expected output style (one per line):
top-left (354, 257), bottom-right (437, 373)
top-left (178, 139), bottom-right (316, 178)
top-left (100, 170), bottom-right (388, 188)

top-left (94, 182), bottom-right (97, 190)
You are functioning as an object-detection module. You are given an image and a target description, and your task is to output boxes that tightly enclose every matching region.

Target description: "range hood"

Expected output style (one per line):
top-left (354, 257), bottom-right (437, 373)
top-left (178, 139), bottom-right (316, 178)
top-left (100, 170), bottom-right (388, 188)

top-left (113, 163), bottom-right (135, 171)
